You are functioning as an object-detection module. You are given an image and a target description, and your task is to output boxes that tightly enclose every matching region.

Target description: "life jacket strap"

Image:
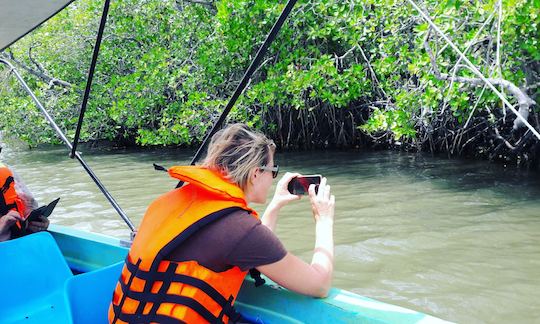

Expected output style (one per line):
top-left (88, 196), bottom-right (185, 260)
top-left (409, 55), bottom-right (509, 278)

top-left (116, 278), bottom-right (222, 323)
top-left (123, 258), bottom-right (241, 323)
top-left (145, 261), bottom-right (179, 317)
top-left (112, 302), bottom-right (186, 324)
top-left (1, 176), bottom-right (14, 194)
top-left (0, 191), bottom-right (17, 217)
top-left (111, 258), bottom-right (142, 324)
top-left (248, 269), bottom-right (266, 287)
top-left (216, 295), bottom-right (241, 324)
top-left (0, 176), bottom-right (18, 216)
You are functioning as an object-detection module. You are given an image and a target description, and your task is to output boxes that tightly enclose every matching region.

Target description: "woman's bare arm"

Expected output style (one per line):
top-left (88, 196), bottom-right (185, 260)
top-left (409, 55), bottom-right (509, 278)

top-left (258, 178), bottom-right (335, 297)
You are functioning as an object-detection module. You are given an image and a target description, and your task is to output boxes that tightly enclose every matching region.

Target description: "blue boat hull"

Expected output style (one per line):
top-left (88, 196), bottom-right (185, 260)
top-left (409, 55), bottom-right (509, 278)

top-left (0, 225), bottom-right (450, 323)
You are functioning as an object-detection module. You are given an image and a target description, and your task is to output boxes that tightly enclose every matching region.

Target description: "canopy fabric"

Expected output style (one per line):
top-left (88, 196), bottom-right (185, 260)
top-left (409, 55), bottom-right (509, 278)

top-left (0, 0), bottom-right (74, 52)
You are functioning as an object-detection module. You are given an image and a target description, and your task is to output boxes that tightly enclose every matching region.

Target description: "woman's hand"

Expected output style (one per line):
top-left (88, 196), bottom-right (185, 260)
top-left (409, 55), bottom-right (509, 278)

top-left (27, 215), bottom-right (50, 233)
top-left (259, 177), bottom-right (336, 298)
top-left (308, 177), bottom-right (335, 223)
top-left (262, 172), bottom-right (301, 232)
top-left (269, 172), bottom-right (302, 209)
top-left (0, 210), bottom-right (22, 241)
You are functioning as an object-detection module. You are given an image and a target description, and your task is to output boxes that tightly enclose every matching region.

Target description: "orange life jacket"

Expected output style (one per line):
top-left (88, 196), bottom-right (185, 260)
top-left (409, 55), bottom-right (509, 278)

top-left (0, 163), bottom-right (26, 223)
top-left (109, 166), bottom-right (258, 324)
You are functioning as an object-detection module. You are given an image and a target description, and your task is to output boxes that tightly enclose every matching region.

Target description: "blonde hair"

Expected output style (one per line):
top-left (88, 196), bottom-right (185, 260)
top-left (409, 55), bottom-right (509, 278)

top-left (203, 123), bottom-right (276, 190)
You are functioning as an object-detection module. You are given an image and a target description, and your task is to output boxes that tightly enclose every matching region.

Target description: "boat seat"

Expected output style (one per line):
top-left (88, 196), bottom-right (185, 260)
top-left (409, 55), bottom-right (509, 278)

top-left (0, 231), bottom-right (73, 324)
top-left (65, 261), bottom-right (124, 324)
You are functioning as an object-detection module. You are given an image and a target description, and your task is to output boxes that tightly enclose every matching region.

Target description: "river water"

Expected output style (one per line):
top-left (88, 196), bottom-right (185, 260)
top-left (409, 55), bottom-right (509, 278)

top-left (1, 144), bottom-right (539, 323)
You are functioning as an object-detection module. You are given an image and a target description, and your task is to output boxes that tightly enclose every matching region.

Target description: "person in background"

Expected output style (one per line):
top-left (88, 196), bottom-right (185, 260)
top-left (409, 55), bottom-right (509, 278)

top-left (109, 123), bottom-right (335, 324)
top-left (0, 147), bottom-right (49, 242)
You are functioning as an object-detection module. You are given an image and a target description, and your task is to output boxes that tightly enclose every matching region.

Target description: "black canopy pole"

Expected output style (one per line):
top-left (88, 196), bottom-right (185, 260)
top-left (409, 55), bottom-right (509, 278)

top-left (177, 0), bottom-right (299, 188)
top-left (0, 59), bottom-right (136, 233)
top-left (70, 0), bottom-right (111, 158)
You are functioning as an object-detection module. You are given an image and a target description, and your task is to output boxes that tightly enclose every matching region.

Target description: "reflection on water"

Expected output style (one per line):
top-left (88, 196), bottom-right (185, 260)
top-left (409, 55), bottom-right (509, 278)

top-left (2, 144), bottom-right (540, 323)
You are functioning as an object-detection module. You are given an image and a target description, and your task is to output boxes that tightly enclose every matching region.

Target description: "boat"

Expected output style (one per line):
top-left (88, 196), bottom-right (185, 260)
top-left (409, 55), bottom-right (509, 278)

top-left (0, 225), bottom-right (447, 323)
top-left (0, 0), bottom-right (450, 323)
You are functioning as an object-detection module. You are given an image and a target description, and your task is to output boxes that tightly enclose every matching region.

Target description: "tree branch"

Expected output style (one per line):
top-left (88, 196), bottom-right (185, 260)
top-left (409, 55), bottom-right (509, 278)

top-left (1, 52), bottom-right (72, 88)
top-left (28, 46), bottom-right (46, 74)
top-left (424, 40), bottom-right (536, 130)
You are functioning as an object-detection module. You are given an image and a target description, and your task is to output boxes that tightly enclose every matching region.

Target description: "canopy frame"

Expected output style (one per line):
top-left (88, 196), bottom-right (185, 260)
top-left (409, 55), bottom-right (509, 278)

top-left (177, 0), bottom-right (299, 187)
top-left (0, 58), bottom-right (136, 234)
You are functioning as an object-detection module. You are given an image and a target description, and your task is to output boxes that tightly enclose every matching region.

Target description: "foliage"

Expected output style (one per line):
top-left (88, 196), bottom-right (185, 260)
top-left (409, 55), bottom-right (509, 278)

top-left (0, 0), bottom-right (539, 165)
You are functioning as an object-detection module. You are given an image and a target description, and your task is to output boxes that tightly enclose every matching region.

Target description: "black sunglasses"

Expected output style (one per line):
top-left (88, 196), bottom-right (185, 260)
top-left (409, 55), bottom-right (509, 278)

top-left (259, 165), bottom-right (279, 178)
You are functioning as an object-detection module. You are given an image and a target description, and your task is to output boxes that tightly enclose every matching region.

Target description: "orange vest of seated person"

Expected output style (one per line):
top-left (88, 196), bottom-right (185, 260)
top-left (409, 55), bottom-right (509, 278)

top-left (109, 166), bottom-right (258, 324)
top-left (0, 163), bottom-right (27, 230)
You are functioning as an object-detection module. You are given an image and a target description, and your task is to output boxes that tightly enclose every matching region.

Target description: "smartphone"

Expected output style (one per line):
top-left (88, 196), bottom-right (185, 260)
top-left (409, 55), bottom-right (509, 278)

top-left (25, 197), bottom-right (60, 223)
top-left (287, 175), bottom-right (321, 195)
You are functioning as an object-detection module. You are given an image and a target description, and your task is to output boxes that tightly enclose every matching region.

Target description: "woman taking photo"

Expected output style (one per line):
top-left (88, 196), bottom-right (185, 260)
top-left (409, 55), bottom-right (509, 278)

top-left (109, 123), bottom-right (335, 323)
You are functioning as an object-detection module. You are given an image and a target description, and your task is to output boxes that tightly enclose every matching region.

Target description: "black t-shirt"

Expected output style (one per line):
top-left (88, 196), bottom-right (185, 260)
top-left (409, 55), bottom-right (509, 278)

top-left (166, 209), bottom-right (287, 272)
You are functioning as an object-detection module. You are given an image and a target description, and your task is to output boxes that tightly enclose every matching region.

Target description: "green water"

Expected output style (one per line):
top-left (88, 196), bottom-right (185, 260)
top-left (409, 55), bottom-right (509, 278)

top-left (2, 144), bottom-right (540, 323)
